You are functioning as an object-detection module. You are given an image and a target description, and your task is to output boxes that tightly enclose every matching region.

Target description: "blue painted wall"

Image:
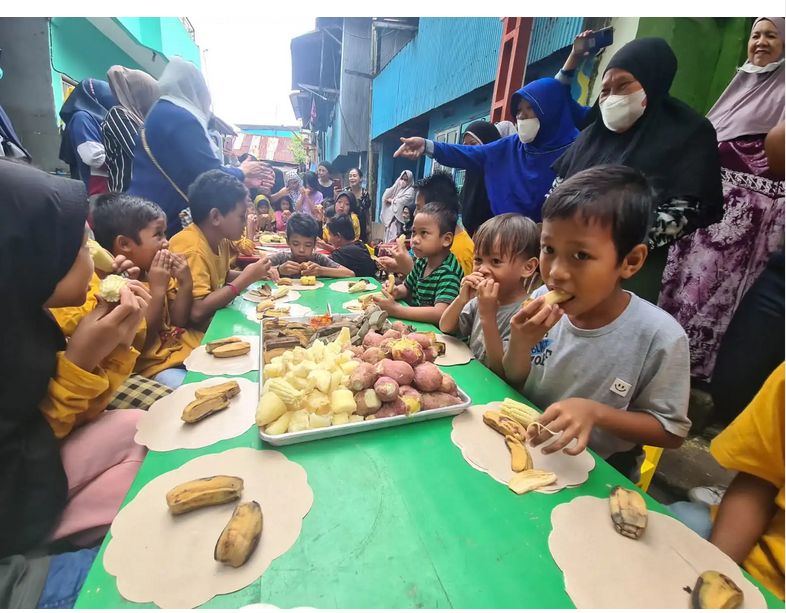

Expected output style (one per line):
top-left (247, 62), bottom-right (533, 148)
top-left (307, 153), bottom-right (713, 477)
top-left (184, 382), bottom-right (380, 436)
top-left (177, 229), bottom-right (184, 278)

top-left (242, 129), bottom-right (299, 137)
top-left (529, 17), bottom-right (584, 64)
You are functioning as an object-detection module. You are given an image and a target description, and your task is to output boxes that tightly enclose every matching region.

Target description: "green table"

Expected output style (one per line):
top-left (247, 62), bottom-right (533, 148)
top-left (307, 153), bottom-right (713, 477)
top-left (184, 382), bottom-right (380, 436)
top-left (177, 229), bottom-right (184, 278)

top-left (76, 278), bottom-right (782, 609)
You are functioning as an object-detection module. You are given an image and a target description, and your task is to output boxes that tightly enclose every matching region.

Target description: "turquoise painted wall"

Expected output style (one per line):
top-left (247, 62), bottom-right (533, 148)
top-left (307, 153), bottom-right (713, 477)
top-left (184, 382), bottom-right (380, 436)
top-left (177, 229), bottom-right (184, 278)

top-left (115, 17), bottom-right (200, 66)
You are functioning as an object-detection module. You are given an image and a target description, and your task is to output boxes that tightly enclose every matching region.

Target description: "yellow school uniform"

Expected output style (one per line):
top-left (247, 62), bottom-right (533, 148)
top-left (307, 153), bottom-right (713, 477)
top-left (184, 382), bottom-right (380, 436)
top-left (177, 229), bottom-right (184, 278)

top-left (451, 228), bottom-right (475, 277)
top-left (45, 274), bottom-right (140, 438)
top-left (228, 229), bottom-right (256, 269)
top-left (169, 223), bottom-right (231, 299)
top-left (134, 278), bottom-right (204, 379)
top-left (351, 213), bottom-right (361, 241)
top-left (710, 363), bottom-right (785, 600)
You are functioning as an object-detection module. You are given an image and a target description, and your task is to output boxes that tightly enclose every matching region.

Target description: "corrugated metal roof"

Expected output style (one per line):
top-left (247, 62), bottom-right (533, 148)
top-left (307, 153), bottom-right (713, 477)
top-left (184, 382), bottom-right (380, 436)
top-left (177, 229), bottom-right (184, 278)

top-left (372, 18), bottom-right (503, 139)
top-left (529, 17), bottom-right (584, 64)
top-left (233, 133), bottom-right (296, 164)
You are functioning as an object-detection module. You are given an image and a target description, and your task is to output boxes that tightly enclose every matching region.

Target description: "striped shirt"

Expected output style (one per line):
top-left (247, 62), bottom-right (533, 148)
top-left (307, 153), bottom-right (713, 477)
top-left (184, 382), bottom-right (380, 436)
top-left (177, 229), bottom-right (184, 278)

top-left (404, 252), bottom-right (463, 307)
top-left (101, 106), bottom-right (141, 192)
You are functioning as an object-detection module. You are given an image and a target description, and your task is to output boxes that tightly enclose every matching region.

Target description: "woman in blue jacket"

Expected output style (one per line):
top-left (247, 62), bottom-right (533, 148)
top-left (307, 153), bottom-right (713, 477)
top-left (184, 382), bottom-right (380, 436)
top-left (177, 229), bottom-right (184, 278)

top-left (394, 78), bottom-right (584, 222)
top-left (128, 57), bottom-right (272, 236)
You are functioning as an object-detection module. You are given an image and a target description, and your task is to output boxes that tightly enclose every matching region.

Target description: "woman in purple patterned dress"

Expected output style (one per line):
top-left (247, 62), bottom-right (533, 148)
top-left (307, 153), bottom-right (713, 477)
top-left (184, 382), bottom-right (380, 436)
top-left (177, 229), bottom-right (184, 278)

top-left (659, 17), bottom-right (785, 382)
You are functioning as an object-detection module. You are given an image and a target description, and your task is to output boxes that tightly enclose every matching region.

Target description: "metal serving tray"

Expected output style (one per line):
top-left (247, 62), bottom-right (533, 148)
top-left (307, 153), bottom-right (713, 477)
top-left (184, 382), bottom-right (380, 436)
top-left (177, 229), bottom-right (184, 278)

top-left (257, 317), bottom-right (471, 446)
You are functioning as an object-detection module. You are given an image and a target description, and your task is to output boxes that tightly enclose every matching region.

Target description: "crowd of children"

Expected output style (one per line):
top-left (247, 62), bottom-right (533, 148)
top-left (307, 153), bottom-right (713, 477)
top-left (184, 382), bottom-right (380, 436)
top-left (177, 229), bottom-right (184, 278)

top-left (1, 153), bottom-right (782, 607)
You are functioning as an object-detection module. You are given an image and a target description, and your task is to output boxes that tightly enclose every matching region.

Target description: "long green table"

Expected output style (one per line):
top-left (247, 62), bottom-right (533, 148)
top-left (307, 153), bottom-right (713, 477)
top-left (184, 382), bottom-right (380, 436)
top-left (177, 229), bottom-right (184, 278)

top-left (76, 278), bottom-right (782, 609)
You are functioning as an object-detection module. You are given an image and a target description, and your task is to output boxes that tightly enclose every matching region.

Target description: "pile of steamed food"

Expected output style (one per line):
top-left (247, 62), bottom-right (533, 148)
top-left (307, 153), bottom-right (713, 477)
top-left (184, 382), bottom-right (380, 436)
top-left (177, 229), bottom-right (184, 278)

top-left (256, 326), bottom-right (461, 434)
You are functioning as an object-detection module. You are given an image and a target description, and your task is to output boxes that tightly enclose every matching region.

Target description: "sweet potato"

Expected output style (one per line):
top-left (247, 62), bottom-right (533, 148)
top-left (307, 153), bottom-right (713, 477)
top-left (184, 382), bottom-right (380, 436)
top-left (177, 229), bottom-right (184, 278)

top-left (349, 362), bottom-right (378, 391)
top-left (412, 362), bottom-right (443, 392)
top-left (379, 338), bottom-right (395, 358)
top-left (354, 389), bottom-right (382, 416)
top-left (390, 338), bottom-right (424, 365)
top-left (421, 392), bottom-right (461, 411)
top-left (423, 346), bottom-right (439, 362)
top-left (374, 376), bottom-right (399, 402)
top-left (362, 346), bottom-right (386, 364)
top-left (374, 398), bottom-right (408, 418)
top-left (391, 321), bottom-right (408, 333)
top-left (382, 329), bottom-right (402, 340)
top-left (343, 344), bottom-right (364, 359)
top-left (407, 333), bottom-right (433, 349)
top-left (438, 373), bottom-right (458, 395)
top-left (362, 331), bottom-right (384, 348)
top-left (375, 359), bottom-right (414, 386)
top-left (399, 385), bottom-right (422, 413)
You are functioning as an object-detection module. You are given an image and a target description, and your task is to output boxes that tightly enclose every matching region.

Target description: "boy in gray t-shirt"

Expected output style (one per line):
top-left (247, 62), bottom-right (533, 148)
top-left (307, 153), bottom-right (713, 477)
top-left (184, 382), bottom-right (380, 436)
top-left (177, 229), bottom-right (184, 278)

top-left (440, 214), bottom-right (540, 378)
top-left (503, 166), bottom-right (691, 481)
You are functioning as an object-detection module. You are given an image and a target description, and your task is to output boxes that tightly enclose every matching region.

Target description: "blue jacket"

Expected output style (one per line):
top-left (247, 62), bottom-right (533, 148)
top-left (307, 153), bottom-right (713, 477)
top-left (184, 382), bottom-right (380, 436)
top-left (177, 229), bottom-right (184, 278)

top-left (128, 100), bottom-right (243, 236)
top-left (432, 78), bottom-right (582, 222)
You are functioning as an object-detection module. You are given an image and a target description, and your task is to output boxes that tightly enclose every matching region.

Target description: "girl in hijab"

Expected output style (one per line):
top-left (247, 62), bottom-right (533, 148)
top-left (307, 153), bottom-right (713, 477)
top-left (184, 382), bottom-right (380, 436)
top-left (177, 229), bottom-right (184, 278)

top-left (59, 78), bottom-right (117, 195)
top-left (659, 18), bottom-right (785, 382)
top-left (551, 37), bottom-right (724, 305)
top-left (0, 160), bottom-right (151, 605)
top-left (284, 169), bottom-right (302, 203)
top-left (458, 121), bottom-right (502, 236)
top-left (395, 78), bottom-right (581, 221)
top-left (380, 170), bottom-right (415, 242)
top-left (102, 66), bottom-right (160, 193)
top-left (128, 57), bottom-right (272, 236)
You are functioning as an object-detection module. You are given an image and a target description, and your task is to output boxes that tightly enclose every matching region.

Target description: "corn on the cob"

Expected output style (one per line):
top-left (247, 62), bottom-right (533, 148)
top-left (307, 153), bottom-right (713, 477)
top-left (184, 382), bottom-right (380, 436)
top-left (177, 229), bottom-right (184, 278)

top-left (272, 287), bottom-right (290, 300)
top-left (269, 379), bottom-right (303, 407)
top-left (348, 280), bottom-right (368, 293)
top-left (500, 398), bottom-right (541, 428)
top-left (99, 274), bottom-right (128, 302)
top-left (87, 239), bottom-right (116, 273)
top-left (300, 276), bottom-right (316, 286)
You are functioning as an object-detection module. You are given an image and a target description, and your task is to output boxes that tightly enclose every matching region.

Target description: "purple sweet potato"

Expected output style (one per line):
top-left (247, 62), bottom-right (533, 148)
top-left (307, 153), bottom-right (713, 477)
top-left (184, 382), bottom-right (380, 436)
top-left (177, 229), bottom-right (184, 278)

top-left (362, 346), bottom-right (386, 364)
top-left (349, 362), bottom-right (378, 391)
top-left (354, 389), bottom-right (382, 416)
top-left (412, 362), bottom-right (443, 393)
top-left (398, 385), bottom-right (422, 413)
top-left (374, 359), bottom-right (414, 386)
top-left (362, 331), bottom-right (384, 348)
top-left (438, 373), bottom-right (458, 395)
top-left (374, 398), bottom-right (408, 418)
top-left (382, 329), bottom-right (402, 340)
top-left (421, 392), bottom-right (461, 411)
top-left (374, 376), bottom-right (399, 402)
top-left (423, 346), bottom-right (439, 362)
top-left (391, 321), bottom-right (409, 333)
top-left (407, 333), bottom-right (433, 349)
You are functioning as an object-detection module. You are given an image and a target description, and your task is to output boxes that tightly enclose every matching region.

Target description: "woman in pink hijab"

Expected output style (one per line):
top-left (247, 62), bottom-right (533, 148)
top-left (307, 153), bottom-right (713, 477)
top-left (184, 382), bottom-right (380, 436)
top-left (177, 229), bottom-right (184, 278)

top-left (659, 17), bottom-right (785, 383)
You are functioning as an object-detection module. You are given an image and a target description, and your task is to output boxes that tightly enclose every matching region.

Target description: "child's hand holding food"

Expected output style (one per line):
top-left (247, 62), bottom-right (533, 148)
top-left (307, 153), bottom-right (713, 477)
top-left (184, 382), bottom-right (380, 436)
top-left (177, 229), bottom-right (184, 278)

top-left (508, 296), bottom-right (563, 351)
top-left (527, 398), bottom-right (603, 456)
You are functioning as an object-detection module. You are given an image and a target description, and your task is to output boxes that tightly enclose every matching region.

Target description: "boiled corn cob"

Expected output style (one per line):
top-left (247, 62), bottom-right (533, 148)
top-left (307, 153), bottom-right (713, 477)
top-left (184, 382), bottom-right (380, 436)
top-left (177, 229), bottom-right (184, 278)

top-left (268, 379), bottom-right (303, 407)
top-left (300, 276), bottom-right (316, 286)
top-left (87, 239), bottom-right (116, 273)
top-left (500, 398), bottom-right (541, 428)
top-left (348, 280), bottom-right (368, 293)
top-left (272, 287), bottom-right (290, 300)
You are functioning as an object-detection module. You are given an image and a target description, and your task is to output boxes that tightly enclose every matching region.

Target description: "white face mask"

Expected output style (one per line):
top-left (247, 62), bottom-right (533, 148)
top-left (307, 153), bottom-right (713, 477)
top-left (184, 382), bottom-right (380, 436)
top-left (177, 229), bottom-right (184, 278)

top-left (517, 117), bottom-right (540, 143)
top-left (740, 57), bottom-right (784, 74)
top-left (600, 89), bottom-right (647, 133)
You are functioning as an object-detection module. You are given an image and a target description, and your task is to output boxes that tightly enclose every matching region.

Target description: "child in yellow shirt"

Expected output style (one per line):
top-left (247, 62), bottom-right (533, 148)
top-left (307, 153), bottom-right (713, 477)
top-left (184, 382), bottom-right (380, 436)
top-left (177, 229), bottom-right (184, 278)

top-left (91, 193), bottom-right (203, 389)
top-left (168, 169), bottom-right (273, 330)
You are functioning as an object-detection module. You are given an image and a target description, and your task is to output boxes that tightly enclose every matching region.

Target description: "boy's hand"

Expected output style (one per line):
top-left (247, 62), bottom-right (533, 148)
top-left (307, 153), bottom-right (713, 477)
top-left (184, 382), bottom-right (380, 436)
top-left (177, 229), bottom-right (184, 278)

top-left (245, 255), bottom-right (272, 282)
top-left (148, 249), bottom-right (171, 292)
top-left (111, 254), bottom-right (141, 280)
top-left (459, 272), bottom-right (483, 301)
top-left (509, 296), bottom-right (563, 351)
top-left (527, 398), bottom-right (600, 456)
top-left (267, 266), bottom-right (280, 283)
top-left (301, 262), bottom-right (322, 277)
top-left (476, 278), bottom-right (500, 317)
top-left (170, 253), bottom-right (192, 287)
top-left (316, 238), bottom-right (332, 252)
top-left (390, 283), bottom-right (408, 300)
top-left (372, 289), bottom-right (400, 315)
top-left (377, 256), bottom-right (397, 272)
top-left (278, 260), bottom-right (302, 277)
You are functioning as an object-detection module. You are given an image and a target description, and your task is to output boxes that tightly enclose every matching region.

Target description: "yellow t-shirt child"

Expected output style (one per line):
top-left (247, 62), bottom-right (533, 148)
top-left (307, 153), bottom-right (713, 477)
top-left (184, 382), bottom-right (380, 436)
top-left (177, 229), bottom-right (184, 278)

top-left (451, 228), bottom-right (475, 277)
top-left (169, 223), bottom-right (231, 297)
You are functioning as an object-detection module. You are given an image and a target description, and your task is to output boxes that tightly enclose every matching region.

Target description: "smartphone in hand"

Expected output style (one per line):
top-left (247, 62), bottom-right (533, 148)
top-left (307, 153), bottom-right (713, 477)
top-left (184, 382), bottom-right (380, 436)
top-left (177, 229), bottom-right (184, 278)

top-left (576, 27), bottom-right (614, 53)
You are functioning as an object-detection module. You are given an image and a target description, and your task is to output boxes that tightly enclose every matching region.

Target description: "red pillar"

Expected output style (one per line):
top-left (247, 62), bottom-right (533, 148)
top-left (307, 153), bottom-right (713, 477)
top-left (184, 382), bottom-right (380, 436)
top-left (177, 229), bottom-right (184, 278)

top-left (490, 18), bottom-right (534, 124)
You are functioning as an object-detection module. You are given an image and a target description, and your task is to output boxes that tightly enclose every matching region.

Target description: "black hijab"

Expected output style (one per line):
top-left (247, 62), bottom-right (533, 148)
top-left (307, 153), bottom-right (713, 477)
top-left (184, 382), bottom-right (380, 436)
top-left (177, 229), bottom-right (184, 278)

top-left (0, 159), bottom-right (88, 557)
top-left (552, 37), bottom-right (724, 233)
top-left (459, 120), bottom-right (502, 236)
top-left (336, 190), bottom-right (368, 242)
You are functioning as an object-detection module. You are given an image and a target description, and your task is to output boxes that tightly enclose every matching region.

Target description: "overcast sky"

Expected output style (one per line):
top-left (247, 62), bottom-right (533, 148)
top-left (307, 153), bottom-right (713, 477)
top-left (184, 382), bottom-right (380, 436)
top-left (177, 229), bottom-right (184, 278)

top-left (189, 15), bottom-right (317, 127)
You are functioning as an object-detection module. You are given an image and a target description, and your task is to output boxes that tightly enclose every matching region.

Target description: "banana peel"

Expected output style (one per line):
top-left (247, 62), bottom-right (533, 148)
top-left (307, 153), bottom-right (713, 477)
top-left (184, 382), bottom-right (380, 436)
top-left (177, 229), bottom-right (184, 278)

top-left (690, 571), bottom-right (744, 609)
top-left (212, 342), bottom-right (251, 358)
top-left (483, 410), bottom-right (527, 442)
top-left (195, 380), bottom-right (241, 400)
top-left (505, 436), bottom-right (533, 472)
top-left (181, 394), bottom-right (230, 423)
top-left (214, 501), bottom-right (264, 568)
top-left (205, 337), bottom-right (241, 354)
top-left (508, 469), bottom-right (557, 495)
top-left (609, 485), bottom-right (648, 539)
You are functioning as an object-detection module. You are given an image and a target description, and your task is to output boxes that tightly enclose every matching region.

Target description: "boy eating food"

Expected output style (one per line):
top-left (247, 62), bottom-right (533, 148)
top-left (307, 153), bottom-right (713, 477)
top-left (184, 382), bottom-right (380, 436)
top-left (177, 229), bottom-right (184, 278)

top-left (503, 166), bottom-right (691, 481)
top-left (169, 169), bottom-right (272, 330)
top-left (374, 201), bottom-right (464, 325)
top-left (327, 213), bottom-right (377, 278)
top-left (267, 212), bottom-right (353, 280)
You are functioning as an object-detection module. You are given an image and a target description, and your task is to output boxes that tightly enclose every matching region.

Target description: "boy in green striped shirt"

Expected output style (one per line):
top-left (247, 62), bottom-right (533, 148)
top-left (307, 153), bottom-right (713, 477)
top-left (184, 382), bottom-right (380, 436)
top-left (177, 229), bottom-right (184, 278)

top-left (373, 202), bottom-right (464, 325)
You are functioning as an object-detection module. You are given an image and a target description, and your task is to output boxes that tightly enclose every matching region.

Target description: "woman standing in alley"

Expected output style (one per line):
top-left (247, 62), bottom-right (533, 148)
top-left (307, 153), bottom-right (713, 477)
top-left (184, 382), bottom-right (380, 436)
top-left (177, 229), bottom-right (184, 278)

top-left (380, 170), bottom-right (415, 242)
top-left (659, 18), bottom-right (785, 382)
top-left (101, 66), bottom-right (160, 193)
top-left (347, 168), bottom-right (373, 237)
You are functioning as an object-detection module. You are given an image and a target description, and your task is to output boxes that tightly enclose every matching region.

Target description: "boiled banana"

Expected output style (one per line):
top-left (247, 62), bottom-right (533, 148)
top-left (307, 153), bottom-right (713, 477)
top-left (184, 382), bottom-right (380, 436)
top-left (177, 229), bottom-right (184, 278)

top-left (181, 394), bottom-right (230, 423)
top-left (205, 337), bottom-right (241, 354)
top-left (690, 571), bottom-right (744, 609)
top-left (276, 278), bottom-right (292, 286)
top-left (212, 342), bottom-right (251, 358)
top-left (256, 300), bottom-right (275, 312)
top-left (505, 435), bottom-right (533, 472)
top-left (508, 469), bottom-right (557, 494)
top-left (214, 501), bottom-right (263, 568)
top-left (165, 475), bottom-right (244, 515)
top-left (609, 485), bottom-right (648, 539)
top-left (521, 289), bottom-right (572, 309)
top-left (483, 410), bottom-right (527, 442)
top-left (195, 381), bottom-right (241, 400)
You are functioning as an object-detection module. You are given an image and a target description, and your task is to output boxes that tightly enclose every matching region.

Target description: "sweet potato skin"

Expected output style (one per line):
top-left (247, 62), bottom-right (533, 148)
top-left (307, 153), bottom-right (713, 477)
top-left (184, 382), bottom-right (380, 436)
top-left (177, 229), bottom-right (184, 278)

top-left (421, 392), bottom-right (461, 411)
top-left (373, 398), bottom-right (409, 418)
top-left (413, 362), bottom-right (442, 392)
top-left (438, 373), bottom-right (458, 395)
top-left (362, 347), bottom-right (386, 364)
top-left (374, 359), bottom-right (414, 385)
top-left (374, 376), bottom-right (399, 402)
top-left (354, 389), bottom-right (382, 416)
top-left (349, 362), bottom-right (378, 391)
top-left (362, 331), bottom-right (384, 348)
top-left (407, 333), bottom-right (433, 349)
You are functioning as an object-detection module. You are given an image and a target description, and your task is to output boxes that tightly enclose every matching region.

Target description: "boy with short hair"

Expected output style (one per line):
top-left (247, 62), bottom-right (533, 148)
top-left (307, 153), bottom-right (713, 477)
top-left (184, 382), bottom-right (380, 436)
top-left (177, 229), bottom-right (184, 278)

top-left (503, 166), bottom-right (691, 481)
top-left (169, 169), bottom-right (272, 330)
top-left (91, 193), bottom-right (202, 389)
top-left (267, 212), bottom-right (353, 279)
top-left (374, 202), bottom-right (464, 325)
top-left (327, 213), bottom-right (377, 278)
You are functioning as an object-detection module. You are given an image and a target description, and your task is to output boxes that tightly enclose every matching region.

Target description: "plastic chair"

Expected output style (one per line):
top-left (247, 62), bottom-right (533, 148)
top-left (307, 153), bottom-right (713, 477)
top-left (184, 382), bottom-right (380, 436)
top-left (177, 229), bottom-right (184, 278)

top-left (637, 446), bottom-right (663, 492)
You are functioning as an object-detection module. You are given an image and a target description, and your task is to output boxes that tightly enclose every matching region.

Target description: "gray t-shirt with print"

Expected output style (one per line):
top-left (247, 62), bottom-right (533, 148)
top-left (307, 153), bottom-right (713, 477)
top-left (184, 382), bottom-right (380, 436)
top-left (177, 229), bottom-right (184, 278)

top-left (458, 297), bottom-right (522, 367)
top-left (522, 286), bottom-right (691, 460)
top-left (267, 250), bottom-right (339, 277)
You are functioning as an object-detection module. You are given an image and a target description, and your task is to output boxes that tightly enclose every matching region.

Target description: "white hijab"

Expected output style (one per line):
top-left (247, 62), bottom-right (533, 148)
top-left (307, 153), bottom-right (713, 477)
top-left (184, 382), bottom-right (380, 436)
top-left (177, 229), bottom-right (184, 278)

top-left (158, 56), bottom-right (220, 159)
top-left (381, 170), bottom-right (415, 226)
